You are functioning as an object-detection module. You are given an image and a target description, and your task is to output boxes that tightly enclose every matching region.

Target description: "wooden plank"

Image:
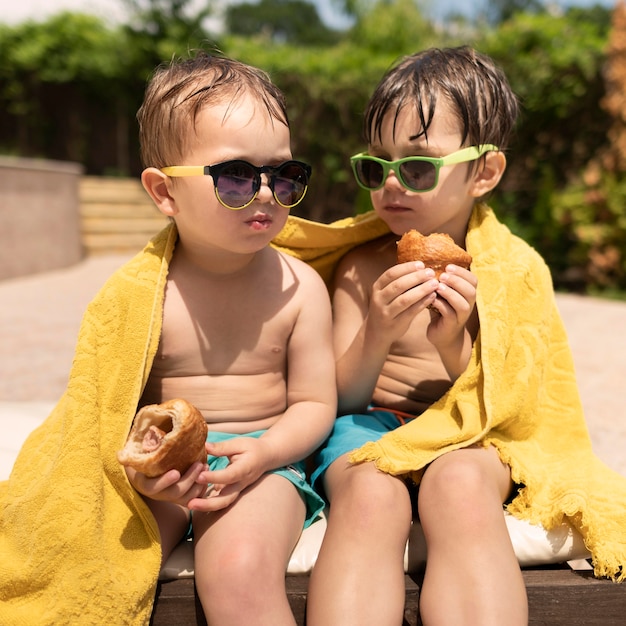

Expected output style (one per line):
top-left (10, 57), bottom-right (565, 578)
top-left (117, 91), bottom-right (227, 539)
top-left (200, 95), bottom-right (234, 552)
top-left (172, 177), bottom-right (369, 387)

top-left (82, 217), bottom-right (169, 234)
top-left (150, 571), bottom-right (626, 626)
top-left (80, 177), bottom-right (150, 203)
top-left (81, 231), bottom-right (162, 244)
top-left (285, 576), bottom-right (308, 625)
top-left (78, 176), bottom-right (169, 254)
top-left (82, 233), bottom-right (159, 254)
top-left (403, 575), bottom-right (422, 626)
top-left (525, 569), bottom-right (626, 625)
top-left (81, 203), bottom-right (161, 218)
top-left (150, 580), bottom-right (207, 626)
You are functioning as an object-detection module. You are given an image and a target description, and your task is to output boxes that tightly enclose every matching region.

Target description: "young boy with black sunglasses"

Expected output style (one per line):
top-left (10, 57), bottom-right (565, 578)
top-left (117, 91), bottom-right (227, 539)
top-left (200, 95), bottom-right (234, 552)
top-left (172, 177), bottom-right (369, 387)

top-left (0, 51), bottom-right (336, 625)
top-left (132, 52), bottom-right (336, 624)
top-left (307, 46), bottom-right (626, 624)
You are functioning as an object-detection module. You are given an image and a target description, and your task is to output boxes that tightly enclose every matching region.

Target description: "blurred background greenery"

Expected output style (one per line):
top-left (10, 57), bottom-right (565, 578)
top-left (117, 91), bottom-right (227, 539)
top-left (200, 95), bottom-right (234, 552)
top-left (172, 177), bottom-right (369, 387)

top-left (1, 0), bottom-right (625, 295)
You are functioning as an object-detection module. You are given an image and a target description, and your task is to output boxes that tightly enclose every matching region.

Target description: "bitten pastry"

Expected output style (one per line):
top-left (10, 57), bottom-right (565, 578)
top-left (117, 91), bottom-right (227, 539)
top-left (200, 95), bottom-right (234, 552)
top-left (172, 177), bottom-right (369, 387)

top-left (397, 230), bottom-right (472, 277)
top-left (117, 398), bottom-right (208, 478)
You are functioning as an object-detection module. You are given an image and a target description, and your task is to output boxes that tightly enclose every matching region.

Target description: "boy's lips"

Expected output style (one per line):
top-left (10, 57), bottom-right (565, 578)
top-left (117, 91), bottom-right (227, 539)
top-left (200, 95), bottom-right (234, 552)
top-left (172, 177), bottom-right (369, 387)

top-left (246, 213), bottom-right (273, 230)
top-left (382, 203), bottom-right (413, 213)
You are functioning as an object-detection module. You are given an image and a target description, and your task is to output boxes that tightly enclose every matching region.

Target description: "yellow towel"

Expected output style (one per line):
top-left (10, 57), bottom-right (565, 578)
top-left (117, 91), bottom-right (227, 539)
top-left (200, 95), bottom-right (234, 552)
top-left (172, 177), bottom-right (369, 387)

top-left (350, 204), bottom-right (626, 582)
top-left (0, 226), bottom-right (175, 625)
top-left (272, 209), bottom-right (390, 284)
top-left (0, 213), bottom-right (387, 624)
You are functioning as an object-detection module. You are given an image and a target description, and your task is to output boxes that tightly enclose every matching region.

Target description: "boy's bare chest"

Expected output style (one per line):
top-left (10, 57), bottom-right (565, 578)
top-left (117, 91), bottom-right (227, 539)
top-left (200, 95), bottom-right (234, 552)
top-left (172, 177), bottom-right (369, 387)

top-left (376, 310), bottom-right (453, 411)
top-left (154, 276), bottom-right (296, 376)
top-left (392, 310), bottom-right (449, 373)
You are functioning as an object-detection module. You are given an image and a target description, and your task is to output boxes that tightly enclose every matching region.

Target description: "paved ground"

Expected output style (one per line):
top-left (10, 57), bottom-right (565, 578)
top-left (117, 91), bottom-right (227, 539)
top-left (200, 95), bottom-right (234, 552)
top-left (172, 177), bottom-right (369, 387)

top-left (0, 254), bottom-right (624, 476)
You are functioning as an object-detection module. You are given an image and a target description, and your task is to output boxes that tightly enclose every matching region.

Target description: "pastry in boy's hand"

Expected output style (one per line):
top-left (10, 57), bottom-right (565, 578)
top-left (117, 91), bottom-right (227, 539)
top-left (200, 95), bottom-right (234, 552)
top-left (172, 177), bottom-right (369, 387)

top-left (397, 230), bottom-right (472, 277)
top-left (117, 398), bottom-right (208, 478)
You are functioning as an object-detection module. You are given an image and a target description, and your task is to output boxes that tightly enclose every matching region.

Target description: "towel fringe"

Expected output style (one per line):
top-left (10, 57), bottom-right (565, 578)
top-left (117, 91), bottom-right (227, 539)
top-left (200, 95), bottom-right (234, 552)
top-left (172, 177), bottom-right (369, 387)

top-left (507, 484), bottom-right (626, 582)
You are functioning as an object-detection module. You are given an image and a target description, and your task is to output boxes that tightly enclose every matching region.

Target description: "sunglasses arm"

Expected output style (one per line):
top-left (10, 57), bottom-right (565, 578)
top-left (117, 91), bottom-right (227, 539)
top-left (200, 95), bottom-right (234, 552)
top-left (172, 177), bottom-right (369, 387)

top-left (441, 144), bottom-right (499, 166)
top-left (161, 166), bottom-right (207, 177)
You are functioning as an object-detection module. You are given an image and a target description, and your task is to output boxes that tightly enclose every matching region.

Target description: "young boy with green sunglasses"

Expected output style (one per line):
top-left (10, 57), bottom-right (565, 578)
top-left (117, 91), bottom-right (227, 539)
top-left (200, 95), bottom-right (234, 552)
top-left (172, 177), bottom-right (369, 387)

top-left (310, 42), bottom-right (626, 624)
top-left (308, 46), bottom-right (526, 625)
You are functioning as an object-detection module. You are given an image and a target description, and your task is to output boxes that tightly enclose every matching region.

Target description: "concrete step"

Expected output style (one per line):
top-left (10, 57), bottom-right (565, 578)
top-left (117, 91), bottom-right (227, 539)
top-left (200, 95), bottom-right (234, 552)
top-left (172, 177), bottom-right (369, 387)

top-left (79, 176), bottom-right (168, 255)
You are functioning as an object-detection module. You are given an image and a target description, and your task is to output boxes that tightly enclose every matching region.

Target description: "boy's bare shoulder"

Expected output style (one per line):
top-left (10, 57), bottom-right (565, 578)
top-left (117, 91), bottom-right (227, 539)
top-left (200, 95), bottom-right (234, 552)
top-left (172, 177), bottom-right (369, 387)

top-left (337, 233), bottom-right (398, 276)
top-left (274, 248), bottom-right (328, 290)
top-left (351, 232), bottom-right (398, 256)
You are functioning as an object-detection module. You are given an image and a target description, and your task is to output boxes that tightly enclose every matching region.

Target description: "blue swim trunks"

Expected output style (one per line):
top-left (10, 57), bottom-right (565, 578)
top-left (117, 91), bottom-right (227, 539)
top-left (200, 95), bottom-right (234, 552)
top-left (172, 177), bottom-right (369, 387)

top-left (311, 408), bottom-right (410, 489)
top-left (207, 430), bottom-right (325, 529)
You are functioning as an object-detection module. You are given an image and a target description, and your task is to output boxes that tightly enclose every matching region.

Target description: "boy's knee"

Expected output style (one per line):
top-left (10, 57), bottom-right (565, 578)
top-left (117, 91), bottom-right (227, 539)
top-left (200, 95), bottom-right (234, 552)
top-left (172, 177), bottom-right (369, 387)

top-left (195, 544), bottom-right (286, 620)
top-left (328, 463), bottom-right (412, 531)
top-left (418, 450), bottom-right (497, 516)
top-left (197, 540), bottom-right (271, 590)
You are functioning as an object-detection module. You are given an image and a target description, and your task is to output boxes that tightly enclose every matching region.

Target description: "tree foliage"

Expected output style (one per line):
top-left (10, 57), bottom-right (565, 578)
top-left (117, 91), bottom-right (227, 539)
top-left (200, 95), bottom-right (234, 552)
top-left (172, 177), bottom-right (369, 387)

top-left (120, 0), bottom-right (217, 78)
top-left (347, 0), bottom-right (436, 53)
top-left (225, 0), bottom-right (340, 45)
top-left (481, 0), bottom-right (544, 24)
top-left (0, 0), bottom-right (623, 293)
top-left (479, 10), bottom-right (616, 290)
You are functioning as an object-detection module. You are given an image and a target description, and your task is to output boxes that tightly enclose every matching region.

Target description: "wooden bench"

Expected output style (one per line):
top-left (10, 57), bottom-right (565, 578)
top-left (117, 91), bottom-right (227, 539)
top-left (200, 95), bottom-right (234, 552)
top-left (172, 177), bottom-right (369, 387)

top-left (148, 510), bottom-right (625, 625)
top-left (150, 563), bottom-right (625, 625)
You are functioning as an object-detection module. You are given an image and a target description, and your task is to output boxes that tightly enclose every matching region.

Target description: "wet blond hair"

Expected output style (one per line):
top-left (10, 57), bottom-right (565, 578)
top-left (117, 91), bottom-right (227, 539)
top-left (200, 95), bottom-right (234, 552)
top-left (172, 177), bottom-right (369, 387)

top-left (137, 51), bottom-right (288, 168)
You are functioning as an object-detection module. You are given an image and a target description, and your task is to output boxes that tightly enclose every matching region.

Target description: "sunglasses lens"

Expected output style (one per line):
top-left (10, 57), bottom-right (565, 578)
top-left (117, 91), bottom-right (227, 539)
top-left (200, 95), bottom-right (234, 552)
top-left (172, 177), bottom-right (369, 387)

top-left (399, 161), bottom-right (437, 191)
top-left (273, 162), bottom-right (309, 207)
top-left (215, 162), bottom-right (259, 209)
top-left (355, 159), bottom-right (384, 189)
top-left (353, 157), bottom-right (438, 192)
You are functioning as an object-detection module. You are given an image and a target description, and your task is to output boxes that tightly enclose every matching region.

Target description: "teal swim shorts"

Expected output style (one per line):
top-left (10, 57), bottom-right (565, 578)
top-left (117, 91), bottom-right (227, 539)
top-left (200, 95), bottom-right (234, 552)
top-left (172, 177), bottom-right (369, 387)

top-left (311, 409), bottom-right (408, 490)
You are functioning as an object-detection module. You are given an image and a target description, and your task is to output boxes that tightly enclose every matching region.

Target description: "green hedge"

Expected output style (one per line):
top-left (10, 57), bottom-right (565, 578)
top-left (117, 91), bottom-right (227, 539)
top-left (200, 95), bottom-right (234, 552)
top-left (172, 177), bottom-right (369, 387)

top-left (0, 4), bottom-right (623, 294)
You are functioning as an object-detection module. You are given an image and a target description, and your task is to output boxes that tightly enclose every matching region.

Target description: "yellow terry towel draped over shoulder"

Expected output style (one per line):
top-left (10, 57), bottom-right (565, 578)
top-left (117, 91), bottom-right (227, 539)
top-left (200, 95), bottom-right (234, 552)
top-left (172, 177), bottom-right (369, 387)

top-left (0, 225), bottom-right (176, 625)
top-left (0, 212), bottom-right (388, 624)
top-left (350, 204), bottom-right (626, 582)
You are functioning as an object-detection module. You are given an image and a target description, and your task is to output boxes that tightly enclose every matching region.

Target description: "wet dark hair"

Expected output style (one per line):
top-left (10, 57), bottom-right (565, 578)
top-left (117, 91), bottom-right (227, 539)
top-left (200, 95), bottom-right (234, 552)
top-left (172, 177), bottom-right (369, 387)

top-left (363, 46), bottom-right (519, 152)
top-left (137, 51), bottom-right (288, 168)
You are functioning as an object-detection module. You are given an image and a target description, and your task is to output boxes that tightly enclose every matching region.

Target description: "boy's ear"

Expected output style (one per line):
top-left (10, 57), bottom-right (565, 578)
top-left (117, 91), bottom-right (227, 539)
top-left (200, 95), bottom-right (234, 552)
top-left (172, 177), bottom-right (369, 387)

top-left (470, 151), bottom-right (506, 198)
top-left (141, 167), bottom-right (179, 217)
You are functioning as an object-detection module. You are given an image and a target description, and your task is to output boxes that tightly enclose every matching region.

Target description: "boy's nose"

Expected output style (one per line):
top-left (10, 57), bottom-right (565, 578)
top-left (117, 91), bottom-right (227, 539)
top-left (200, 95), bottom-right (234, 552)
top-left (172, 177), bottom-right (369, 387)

top-left (382, 169), bottom-right (404, 191)
top-left (256, 174), bottom-right (274, 203)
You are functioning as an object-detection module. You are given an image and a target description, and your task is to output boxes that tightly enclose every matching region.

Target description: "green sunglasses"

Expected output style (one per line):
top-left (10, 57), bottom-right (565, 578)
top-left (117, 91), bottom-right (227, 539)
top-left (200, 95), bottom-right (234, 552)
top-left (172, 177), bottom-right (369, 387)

top-left (350, 144), bottom-right (499, 193)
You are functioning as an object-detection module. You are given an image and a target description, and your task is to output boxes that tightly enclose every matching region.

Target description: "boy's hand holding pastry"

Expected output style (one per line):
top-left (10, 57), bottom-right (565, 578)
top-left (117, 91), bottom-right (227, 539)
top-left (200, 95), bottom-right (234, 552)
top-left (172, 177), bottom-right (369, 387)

top-left (118, 398), bottom-right (210, 505)
top-left (368, 260), bottom-right (439, 347)
top-left (125, 458), bottom-right (208, 506)
top-left (396, 230), bottom-right (477, 377)
top-left (397, 230), bottom-right (477, 323)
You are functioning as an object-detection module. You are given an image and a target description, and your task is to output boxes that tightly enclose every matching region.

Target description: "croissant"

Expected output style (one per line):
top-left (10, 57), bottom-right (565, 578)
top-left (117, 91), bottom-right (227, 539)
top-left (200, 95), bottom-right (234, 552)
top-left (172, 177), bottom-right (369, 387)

top-left (397, 230), bottom-right (472, 277)
top-left (117, 398), bottom-right (208, 478)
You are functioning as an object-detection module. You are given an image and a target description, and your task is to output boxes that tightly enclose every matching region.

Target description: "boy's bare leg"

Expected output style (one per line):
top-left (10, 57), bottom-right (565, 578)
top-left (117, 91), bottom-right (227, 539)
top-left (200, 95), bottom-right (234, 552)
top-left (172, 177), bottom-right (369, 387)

top-left (307, 456), bottom-right (412, 626)
top-left (418, 446), bottom-right (528, 626)
top-left (193, 473), bottom-right (306, 626)
top-left (145, 500), bottom-right (190, 566)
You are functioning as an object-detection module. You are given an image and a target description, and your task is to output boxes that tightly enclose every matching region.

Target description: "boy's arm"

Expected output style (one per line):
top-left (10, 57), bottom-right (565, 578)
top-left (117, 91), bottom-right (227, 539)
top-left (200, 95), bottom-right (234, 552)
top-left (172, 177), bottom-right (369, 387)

top-left (333, 253), bottom-right (438, 414)
top-left (428, 324), bottom-right (474, 381)
top-left (333, 260), bottom-right (391, 414)
top-left (253, 263), bottom-right (337, 468)
top-left (426, 265), bottom-right (478, 380)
